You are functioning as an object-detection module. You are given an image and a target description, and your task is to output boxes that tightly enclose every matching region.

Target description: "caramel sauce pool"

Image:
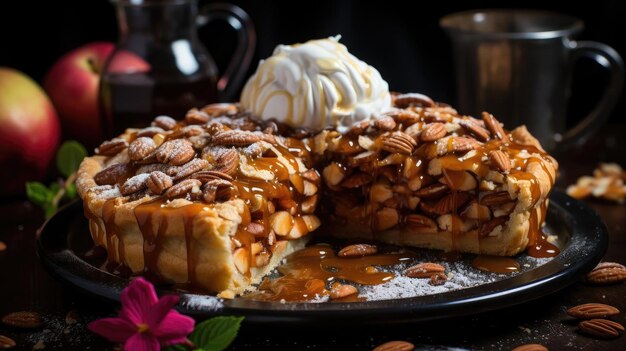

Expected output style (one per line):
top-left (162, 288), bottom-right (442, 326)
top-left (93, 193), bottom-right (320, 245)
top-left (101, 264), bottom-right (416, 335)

top-left (245, 245), bottom-right (416, 302)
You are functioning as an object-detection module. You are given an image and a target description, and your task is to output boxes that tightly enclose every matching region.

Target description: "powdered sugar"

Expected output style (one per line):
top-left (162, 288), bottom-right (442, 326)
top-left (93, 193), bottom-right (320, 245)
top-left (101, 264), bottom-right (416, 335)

top-left (182, 294), bottom-right (224, 311)
top-left (89, 185), bottom-right (121, 200)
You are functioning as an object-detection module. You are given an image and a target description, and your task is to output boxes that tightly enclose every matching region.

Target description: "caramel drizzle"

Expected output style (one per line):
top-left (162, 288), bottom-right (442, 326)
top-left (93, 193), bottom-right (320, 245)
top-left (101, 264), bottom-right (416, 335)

top-left (245, 245), bottom-right (416, 302)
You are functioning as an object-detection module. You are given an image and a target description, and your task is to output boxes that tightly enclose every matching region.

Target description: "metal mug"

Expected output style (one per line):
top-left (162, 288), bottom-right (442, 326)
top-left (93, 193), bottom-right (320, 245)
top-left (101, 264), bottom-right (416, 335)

top-left (441, 9), bottom-right (624, 151)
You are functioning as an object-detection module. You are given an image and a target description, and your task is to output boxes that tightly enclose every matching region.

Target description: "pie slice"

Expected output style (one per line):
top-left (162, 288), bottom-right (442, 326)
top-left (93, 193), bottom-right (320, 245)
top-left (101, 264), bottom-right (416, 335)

top-left (311, 93), bottom-right (558, 256)
top-left (77, 104), bottom-right (321, 295)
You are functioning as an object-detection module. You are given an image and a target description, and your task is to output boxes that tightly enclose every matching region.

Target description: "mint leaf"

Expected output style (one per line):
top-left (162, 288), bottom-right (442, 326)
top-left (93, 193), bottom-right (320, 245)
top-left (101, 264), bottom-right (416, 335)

top-left (189, 316), bottom-right (244, 351)
top-left (26, 182), bottom-right (51, 206)
top-left (65, 183), bottom-right (77, 199)
top-left (56, 140), bottom-right (87, 177)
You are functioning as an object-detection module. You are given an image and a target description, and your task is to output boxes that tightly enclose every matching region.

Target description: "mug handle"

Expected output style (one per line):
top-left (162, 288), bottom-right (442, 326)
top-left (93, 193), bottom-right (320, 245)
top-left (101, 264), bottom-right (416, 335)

top-left (197, 3), bottom-right (256, 102)
top-left (560, 41), bottom-right (624, 147)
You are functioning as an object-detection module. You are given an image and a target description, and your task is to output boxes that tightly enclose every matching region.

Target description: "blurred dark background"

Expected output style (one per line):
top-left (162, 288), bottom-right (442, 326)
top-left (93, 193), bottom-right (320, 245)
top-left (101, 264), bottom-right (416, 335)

top-left (0, 0), bottom-right (624, 124)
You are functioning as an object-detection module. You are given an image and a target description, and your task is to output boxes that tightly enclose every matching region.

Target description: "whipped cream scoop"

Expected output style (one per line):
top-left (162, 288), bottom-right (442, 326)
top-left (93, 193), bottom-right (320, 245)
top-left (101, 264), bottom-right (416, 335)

top-left (240, 36), bottom-right (392, 133)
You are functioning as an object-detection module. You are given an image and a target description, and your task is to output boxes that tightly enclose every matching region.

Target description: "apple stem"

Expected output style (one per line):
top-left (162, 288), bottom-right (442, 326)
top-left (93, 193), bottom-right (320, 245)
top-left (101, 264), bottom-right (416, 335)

top-left (51, 172), bottom-right (77, 209)
top-left (87, 58), bottom-right (99, 75)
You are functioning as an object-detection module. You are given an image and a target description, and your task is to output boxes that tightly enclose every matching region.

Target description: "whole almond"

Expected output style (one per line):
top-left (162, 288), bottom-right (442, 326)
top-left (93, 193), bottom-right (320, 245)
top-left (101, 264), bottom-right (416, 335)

top-left (120, 173), bottom-right (149, 195)
top-left (586, 262), bottom-right (626, 285)
top-left (214, 148), bottom-right (240, 176)
top-left (145, 171), bottom-right (173, 195)
top-left (372, 340), bottom-right (415, 351)
top-left (489, 150), bottom-right (511, 172)
top-left (95, 138), bottom-right (127, 156)
top-left (329, 283), bottom-right (358, 299)
top-left (338, 244), bottom-right (378, 257)
top-left (482, 112), bottom-right (510, 142)
top-left (404, 262), bottom-right (445, 278)
top-left (421, 123), bottom-right (447, 142)
top-left (94, 163), bottom-right (129, 186)
top-left (128, 137), bottom-right (157, 161)
top-left (2, 311), bottom-right (43, 329)
top-left (164, 179), bottom-right (202, 199)
top-left (460, 120), bottom-right (490, 141)
top-left (393, 92), bottom-right (435, 108)
top-left (167, 158), bottom-right (210, 180)
top-left (0, 335), bottom-right (16, 349)
top-left (374, 116), bottom-right (397, 131)
top-left (511, 344), bottom-right (548, 351)
top-left (185, 108), bottom-right (210, 124)
top-left (567, 303), bottom-right (620, 319)
top-left (212, 130), bottom-right (260, 146)
top-left (381, 131), bottom-right (416, 155)
top-left (579, 318), bottom-right (625, 339)
top-left (156, 139), bottom-right (195, 166)
top-left (152, 115), bottom-right (177, 130)
top-left (449, 136), bottom-right (481, 153)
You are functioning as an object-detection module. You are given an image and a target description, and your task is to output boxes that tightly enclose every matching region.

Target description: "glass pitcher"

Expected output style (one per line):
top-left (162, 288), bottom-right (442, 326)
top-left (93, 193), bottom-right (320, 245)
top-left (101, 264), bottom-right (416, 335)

top-left (99, 0), bottom-right (255, 138)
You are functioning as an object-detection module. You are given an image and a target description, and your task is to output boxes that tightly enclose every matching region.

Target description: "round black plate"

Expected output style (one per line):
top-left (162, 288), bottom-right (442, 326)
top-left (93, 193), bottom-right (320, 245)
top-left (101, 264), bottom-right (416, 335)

top-left (36, 191), bottom-right (607, 324)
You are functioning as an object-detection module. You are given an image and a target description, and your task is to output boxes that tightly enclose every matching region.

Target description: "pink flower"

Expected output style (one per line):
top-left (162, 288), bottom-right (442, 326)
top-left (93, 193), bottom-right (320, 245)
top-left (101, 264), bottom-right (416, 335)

top-left (89, 277), bottom-right (195, 351)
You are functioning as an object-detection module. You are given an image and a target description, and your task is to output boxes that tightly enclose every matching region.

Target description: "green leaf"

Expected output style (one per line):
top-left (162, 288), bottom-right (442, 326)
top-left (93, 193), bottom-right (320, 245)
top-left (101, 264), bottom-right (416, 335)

top-left (25, 182), bottom-right (51, 206)
top-left (189, 316), bottom-right (244, 351)
top-left (56, 140), bottom-right (87, 177)
top-left (65, 183), bottom-right (77, 200)
top-left (163, 345), bottom-right (188, 351)
top-left (44, 203), bottom-right (57, 219)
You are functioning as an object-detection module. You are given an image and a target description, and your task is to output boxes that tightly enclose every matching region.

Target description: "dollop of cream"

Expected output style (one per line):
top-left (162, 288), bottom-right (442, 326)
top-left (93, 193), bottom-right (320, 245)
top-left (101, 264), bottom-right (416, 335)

top-left (241, 36), bottom-right (392, 133)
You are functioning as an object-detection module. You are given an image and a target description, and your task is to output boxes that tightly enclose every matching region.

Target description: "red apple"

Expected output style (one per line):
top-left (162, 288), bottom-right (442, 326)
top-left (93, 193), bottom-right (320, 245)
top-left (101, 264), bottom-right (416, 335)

top-left (43, 42), bottom-right (150, 147)
top-left (0, 67), bottom-right (61, 195)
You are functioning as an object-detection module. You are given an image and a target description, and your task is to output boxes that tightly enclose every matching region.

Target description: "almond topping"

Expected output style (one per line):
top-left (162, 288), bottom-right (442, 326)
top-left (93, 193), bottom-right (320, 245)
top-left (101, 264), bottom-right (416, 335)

top-left (233, 248), bottom-right (249, 275)
top-left (156, 139), bottom-right (195, 166)
top-left (152, 115), bottom-right (177, 130)
top-left (578, 319), bottom-right (624, 339)
top-left (585, 262), bottom-right (626, 285)
top-left (488, 150), bottom-right (511, 172)
top-left (95, 138), bottom-right (127, 156)
top-left (567, 303), bottom-right (620, 319)
top-left (94, 163), bottom-right (129, 186)
top-left (269, 211), bottom-right (294, 236)
top-left (338, 244), bottom-right (378, 257)
top-left (393, 92), bottom-right (435, 108)
top-left (374, 116), bottom-right (397, 131)
top-left (212, 130), bottom-right (260, 146)
top-left (372, 340), bottom-right (415, 351)
top-left (459, 119), bottom-right (490, 141)
top-left (420, 123), bottom-right (447, 142)
top-left (128, 137), bottom-right (157, 161)
top-left (145, 171), bottom-right (173, 195)
top-left (404, 263), bottom-right (445, 278)
top-left (164, 179), bottom-right (202, 199)
top-left (482, 112), bottom-right (510, 142)
top-left (381, 131), bottom-right (416, 155)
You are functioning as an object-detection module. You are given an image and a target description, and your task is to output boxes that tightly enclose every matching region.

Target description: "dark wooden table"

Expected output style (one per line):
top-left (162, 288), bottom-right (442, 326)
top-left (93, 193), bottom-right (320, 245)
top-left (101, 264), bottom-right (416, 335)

top-left (1, 125), bottom-right (625, 351)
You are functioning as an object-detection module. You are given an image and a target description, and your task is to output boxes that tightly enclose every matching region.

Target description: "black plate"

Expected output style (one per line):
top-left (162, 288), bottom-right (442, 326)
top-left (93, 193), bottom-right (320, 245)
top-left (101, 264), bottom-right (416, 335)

top-left (36, 191), bottom-right (607, 324)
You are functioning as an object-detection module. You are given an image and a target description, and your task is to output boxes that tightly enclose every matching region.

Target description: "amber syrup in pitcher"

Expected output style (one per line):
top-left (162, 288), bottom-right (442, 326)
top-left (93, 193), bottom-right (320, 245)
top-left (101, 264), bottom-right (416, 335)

top-left (100, 72), bottom-right (217, 137)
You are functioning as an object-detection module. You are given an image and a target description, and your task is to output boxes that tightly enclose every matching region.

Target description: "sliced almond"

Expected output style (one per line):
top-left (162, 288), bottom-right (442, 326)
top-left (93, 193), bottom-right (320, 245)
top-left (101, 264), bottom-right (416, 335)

top-left (302, 215), bottom-right (321, 232)
top-left (301, 195), bottom-right (318, 214)
top-left (285, 217), bottom-right (308, 239)
top-left (303, 180), bottom-right (318, 196)
top-left (233, 248), bottom-right (249, 275)
top-left (322, 162), bottom-right (345, 186)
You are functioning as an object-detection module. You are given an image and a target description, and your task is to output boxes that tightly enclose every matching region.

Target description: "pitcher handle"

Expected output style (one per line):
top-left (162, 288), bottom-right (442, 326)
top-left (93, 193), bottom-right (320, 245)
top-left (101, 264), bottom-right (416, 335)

top-left (197, 3), bottom-right (256, 102)
top-left (560, 41), bottom-right (624, 147)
